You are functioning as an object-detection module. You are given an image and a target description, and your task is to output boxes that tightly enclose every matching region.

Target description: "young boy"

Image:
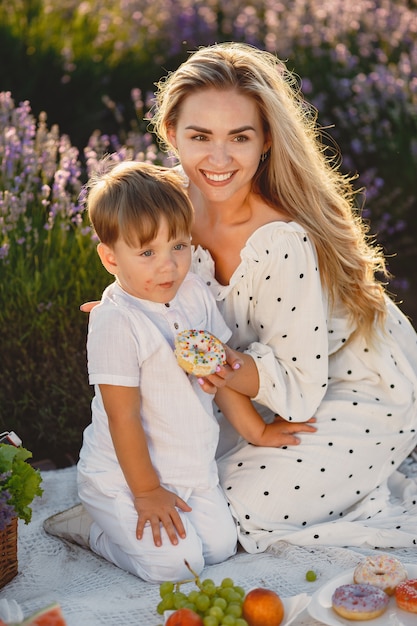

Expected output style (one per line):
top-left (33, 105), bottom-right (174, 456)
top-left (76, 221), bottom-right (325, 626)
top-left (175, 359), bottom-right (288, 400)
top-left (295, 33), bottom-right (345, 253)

top-left (43, 160), bottom-right (237, 582)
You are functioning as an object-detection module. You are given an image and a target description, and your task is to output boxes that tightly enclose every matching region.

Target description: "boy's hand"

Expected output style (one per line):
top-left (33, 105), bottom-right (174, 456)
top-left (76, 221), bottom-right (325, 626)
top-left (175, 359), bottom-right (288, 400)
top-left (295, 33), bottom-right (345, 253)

top-left (252, 415), bottom-right (317, 447)
top-left (133, 485), bottom-right (192, 547)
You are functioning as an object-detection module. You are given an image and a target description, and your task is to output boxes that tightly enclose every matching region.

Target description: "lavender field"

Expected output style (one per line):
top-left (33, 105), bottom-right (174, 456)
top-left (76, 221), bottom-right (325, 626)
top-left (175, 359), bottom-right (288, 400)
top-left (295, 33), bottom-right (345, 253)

top-left (0, 0), bottom-right (416, 462)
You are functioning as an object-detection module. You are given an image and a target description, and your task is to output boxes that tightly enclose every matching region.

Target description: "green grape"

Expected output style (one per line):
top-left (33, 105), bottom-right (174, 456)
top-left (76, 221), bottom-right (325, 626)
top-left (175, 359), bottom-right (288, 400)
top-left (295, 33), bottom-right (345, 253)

top-left (173, 591), bottom-right (188, 609)
top-left (195, 593), bottom-right (211, 612)
top-left (201, 579), bottom-right (217, 597)
top-left (184, 602), bottom-right (197, 612)
top-left (221, 616), bottom-right (237, 626)
top-left (159, 581), bottom-right (175, 598)
top-left (212, 597), bottom-right (227, 610)
top-left (221, 577), bottom-right (235, 588)
top-left (156, 600), bottom-right (165, 615)
top-left (188, 590), bottom-right (200, 604)
top-left (161, 592), bottom-right (175, 610)
top-left (235, 619), bottom-right (249, 626)
top-left (221, 588), bottom-right (242, 604)
top-left (233, 586), bottom-right (246, 598)
top-left (209, 606), bottom-right (224, 620)
top-left (306, 569), bottom-right (317, 582)
top-left (203, 617), bottom-right (219, 626)
top-left (225, 603), bottom-right (242, 618)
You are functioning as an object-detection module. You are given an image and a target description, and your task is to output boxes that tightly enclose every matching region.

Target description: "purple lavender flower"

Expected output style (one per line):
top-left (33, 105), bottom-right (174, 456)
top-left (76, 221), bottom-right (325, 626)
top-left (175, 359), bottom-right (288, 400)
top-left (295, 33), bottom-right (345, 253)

top-left (0, 487), bottom-right (14, 531)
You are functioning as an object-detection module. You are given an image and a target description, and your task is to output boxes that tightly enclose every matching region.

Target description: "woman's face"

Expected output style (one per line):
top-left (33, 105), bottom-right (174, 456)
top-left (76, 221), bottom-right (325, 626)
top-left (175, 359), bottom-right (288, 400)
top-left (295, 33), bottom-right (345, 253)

top-left (167, 88), bottom-right (270, 204)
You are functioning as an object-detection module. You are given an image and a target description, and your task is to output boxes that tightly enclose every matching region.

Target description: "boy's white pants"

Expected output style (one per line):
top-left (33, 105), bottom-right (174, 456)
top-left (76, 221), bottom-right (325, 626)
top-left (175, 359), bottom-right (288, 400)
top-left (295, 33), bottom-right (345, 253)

top-left (78, 476), bottom-right (237, 583)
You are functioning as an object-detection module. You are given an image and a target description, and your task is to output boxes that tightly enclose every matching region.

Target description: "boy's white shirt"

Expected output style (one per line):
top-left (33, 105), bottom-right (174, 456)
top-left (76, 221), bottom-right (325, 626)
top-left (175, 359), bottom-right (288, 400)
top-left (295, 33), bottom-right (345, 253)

top-left (79, 272), bottom-right (231, 491)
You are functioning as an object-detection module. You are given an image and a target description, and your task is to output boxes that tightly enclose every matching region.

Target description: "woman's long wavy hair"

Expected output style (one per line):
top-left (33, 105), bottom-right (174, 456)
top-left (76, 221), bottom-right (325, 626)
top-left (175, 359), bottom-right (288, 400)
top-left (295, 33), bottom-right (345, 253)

top-left (152, 42), bottom-right (389, 340)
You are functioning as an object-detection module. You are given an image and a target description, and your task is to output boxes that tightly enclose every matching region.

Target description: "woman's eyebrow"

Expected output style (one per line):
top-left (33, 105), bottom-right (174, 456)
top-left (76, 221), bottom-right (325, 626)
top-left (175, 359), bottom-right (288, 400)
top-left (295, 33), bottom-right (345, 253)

top-left (185, 125), bottom-right (256, 134)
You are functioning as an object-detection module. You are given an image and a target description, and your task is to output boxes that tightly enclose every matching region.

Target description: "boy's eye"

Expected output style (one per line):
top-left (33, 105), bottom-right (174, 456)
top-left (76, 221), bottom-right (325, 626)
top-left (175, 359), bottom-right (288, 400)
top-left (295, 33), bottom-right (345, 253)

top-left (140, 250), bottom-right (153, 257)
top-left (173, 243), bottom-right (186, 251)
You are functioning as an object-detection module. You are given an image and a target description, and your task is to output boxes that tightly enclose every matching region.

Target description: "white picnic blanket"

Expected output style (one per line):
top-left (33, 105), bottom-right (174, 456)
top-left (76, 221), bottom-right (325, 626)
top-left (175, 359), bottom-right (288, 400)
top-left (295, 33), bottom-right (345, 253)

top-left (1, 458), bottom-right (417, 625)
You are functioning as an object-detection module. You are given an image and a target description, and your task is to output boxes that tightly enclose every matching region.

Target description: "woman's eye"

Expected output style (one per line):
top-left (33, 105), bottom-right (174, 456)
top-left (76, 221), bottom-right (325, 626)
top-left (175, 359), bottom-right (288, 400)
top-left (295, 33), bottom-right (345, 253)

top-left (234, 135), bottom-right (248, 142)
top-left (192, 134), bottom-right (207, 141)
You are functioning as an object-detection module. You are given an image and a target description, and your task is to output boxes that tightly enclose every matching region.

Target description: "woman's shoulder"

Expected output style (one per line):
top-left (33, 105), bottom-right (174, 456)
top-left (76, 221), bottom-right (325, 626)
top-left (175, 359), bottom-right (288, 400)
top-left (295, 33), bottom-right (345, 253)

top-left (251, 219), bottom-right (306, 236)
top-left (244, 220), bottom-right (310, 255)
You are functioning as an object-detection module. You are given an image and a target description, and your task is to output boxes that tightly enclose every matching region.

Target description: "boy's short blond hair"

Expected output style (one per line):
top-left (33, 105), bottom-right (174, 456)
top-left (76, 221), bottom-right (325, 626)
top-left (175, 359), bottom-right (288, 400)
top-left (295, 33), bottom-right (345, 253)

top-left (86, 159), bottom-right (193, 247)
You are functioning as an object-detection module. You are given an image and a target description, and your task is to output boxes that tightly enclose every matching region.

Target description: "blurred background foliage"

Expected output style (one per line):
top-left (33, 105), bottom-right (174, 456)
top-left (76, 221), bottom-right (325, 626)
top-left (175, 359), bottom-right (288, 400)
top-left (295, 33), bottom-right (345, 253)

top-left (0, 0), bottom-right (416, 464)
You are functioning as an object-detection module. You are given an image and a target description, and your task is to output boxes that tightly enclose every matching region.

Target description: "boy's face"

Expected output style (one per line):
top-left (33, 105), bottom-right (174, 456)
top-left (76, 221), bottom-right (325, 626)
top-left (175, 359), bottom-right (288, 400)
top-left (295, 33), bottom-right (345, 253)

top-left (98, 217), bottom-right (192, 303)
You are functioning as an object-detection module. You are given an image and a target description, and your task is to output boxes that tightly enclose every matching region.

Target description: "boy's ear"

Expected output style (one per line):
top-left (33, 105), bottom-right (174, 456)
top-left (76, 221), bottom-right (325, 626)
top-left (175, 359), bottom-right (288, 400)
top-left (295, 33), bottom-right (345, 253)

top-left (97, 242), bottom-right (117, 275)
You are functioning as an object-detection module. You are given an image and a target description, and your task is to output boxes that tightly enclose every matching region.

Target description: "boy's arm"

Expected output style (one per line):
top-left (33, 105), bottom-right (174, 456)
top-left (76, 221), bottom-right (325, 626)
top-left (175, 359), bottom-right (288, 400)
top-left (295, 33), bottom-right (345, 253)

top-left (99, 384), bottom-right (191, 546)
top-left (215, 386), bottom-right (317, 447)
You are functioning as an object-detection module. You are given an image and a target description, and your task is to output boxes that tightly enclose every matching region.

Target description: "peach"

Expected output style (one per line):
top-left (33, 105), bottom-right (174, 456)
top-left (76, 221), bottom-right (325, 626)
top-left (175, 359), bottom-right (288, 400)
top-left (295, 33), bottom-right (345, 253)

top-left (242, 588), bottom-right (285, 626)
top-left (165, 608), bottom-right (204, 626)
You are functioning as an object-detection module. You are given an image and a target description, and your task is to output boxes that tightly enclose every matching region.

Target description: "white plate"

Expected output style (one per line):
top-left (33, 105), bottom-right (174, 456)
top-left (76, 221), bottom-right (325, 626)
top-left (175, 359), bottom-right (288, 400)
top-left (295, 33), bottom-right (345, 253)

top-left (275, 593), bottom-right (311, 626)
top-left (308, 563), bottom-right (417, 626)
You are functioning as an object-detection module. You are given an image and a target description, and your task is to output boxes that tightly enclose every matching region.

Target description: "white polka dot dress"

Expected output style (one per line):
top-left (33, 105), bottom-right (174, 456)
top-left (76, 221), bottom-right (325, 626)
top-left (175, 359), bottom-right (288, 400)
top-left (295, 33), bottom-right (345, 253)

top-left (192, 222), bottom-right (417, 552)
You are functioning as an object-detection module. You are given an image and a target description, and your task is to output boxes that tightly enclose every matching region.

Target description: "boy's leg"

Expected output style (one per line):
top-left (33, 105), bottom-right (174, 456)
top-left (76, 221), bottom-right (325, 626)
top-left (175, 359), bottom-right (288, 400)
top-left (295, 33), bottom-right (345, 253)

top-left (186, 484), bottom-right (237, 565)
top-left (79, 479), bottom-right (205, 583)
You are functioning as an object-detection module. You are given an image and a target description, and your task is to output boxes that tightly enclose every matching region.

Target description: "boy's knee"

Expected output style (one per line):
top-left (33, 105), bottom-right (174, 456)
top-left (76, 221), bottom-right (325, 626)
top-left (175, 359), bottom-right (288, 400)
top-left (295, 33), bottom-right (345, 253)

top-left (204, 520), bottom-right (237, 565)
top-left (137, 543), bottom-right (205, 583)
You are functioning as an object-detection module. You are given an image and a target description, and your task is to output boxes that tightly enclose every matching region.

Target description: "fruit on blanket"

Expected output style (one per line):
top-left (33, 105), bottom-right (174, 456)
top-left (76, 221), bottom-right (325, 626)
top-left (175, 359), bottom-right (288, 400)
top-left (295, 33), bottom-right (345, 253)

top-left (242, 588), bottom-right (284, 626)
top-left (157, 561), bottom-right (247, 621)
top-left (21, 603), bottom-right (67, 626)
top-left (306, 570), bottom-right (317, 582)
top-left (165, 608), bottom-right (204, 625)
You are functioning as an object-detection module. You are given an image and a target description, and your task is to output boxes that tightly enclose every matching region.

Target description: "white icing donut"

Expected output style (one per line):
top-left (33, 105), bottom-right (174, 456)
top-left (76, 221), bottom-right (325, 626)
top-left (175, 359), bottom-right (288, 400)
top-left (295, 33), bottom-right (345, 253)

top-left (174, 329), bottom-right (226, 377)
top-left (353, 555), bottom-right (407, 595)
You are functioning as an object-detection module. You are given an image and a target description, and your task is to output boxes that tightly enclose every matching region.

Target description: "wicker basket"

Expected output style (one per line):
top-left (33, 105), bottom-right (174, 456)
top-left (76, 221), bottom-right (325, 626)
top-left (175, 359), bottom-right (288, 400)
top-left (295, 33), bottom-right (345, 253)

top-left (0, 517), bottom-right (18, 589)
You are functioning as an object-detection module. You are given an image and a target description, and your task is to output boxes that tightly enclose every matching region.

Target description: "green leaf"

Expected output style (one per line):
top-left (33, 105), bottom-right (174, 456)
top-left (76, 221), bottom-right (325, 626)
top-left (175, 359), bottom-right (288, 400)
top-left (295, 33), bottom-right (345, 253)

top-left (0, 444), bottom-right (43, 523)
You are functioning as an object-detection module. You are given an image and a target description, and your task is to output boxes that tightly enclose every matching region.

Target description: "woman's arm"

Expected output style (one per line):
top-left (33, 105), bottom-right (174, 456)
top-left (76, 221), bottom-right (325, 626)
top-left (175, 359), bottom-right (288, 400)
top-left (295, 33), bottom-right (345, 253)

top-left (215, 385), bottom-right (317, 446)
top-left (99, 384), bottom-right (191, 547)
top-left (197, 229), bottom-right (330, 421)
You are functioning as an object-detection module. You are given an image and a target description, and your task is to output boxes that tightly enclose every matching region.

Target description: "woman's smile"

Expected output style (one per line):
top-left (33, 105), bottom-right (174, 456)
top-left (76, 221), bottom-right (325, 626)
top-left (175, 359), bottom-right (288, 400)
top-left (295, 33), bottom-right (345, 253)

top-left (201, 170), bottom-right (235, 183)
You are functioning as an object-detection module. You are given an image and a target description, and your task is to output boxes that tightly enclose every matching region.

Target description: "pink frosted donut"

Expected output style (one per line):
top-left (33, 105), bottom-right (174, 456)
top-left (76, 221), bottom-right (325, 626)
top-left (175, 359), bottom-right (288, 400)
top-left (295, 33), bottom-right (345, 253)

top-left (174, 329), bottom-right (226, 377)
top-left (395, 579), bottom-right (417, 613)
top-left (332, 583), bottom-right (389, 620)
top-left (353, 555), bottom-right (407, 595)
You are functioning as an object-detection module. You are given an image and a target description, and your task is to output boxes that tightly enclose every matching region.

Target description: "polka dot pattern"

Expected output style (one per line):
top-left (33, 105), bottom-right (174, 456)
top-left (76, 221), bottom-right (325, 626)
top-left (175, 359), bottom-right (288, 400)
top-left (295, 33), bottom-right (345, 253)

top-left (193, 221), bottom-right (417, 551)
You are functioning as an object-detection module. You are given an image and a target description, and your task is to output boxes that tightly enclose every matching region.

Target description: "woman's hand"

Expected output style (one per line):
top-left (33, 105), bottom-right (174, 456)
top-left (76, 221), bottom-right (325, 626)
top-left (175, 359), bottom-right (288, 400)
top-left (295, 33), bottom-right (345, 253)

top-left (197, 345), bottom-right (243, 393)
top-left (133, 485), bottom-right (192, 547)
top-left (80, 301), bottom-right (100, 313)
top-left (197, 345), bottom-right (257, 395)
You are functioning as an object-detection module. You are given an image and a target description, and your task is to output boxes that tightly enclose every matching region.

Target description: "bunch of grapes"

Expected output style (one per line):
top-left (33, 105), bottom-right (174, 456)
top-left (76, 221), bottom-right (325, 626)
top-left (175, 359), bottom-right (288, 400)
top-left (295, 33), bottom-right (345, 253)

top-left (157, 561), bottom-right (249, 626)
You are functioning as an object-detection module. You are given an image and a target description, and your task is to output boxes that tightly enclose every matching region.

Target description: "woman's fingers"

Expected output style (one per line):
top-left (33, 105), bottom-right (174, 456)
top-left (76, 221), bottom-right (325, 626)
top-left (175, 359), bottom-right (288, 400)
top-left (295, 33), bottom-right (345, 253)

top-left (79, 300), bottom-right (100, 313)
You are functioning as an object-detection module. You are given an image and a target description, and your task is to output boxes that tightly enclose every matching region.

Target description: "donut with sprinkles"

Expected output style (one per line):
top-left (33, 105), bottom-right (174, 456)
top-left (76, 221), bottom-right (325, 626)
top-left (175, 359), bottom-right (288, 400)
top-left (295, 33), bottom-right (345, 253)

top-left (174, 329), bottom-right (226, 376)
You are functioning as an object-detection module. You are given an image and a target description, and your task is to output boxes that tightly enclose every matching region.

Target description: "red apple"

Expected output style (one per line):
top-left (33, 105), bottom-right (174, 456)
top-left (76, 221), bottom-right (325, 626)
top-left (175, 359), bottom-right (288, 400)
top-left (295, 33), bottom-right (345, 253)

top-left (242, 587), bottom-right (285, 626)
top-left (165, 608), bottom-right (204, 626)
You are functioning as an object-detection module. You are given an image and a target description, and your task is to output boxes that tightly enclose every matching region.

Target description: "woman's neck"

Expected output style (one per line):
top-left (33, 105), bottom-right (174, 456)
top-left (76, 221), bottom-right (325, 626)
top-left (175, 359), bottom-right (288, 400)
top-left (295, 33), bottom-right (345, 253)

top-left (190, 184), bottom-right (286, 285)
top-left (190, 182), bottom-right (254, 226)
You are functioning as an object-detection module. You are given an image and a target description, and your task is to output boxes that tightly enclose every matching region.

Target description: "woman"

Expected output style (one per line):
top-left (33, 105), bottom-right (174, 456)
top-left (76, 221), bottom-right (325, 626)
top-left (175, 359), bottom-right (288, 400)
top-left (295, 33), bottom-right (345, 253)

top-left (150, 42), bottom-right (417, 553)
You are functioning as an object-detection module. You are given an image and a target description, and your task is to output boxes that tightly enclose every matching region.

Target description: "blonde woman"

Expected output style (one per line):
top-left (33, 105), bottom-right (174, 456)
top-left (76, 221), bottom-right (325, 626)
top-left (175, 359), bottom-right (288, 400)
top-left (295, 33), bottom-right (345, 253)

top-left (151, 42), bottom-right (417, 552)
